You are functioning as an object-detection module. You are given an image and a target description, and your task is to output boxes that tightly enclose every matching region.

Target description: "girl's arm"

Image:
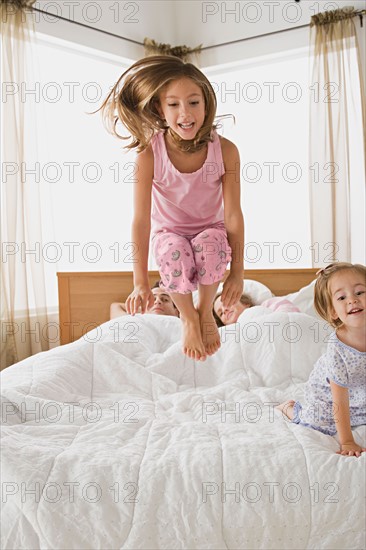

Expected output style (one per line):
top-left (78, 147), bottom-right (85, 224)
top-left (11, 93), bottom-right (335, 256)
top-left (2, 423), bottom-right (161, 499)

top-left (125, 145), bottom-right (155, 315)
top-left (220, 137), bottom-right (245, 308)
top-left (330, 380), bottom-right (366, 457)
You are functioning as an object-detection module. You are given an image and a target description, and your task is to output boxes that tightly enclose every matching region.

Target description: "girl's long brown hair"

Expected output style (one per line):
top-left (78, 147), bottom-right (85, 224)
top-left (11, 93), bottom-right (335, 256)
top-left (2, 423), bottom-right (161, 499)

top-left (96, 55), bottom-right (219, 154)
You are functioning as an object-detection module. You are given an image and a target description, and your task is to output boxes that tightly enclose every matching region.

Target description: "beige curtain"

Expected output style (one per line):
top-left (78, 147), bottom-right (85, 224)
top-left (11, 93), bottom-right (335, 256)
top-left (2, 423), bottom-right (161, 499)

top-left (309, 7), bottom-right (366, 266)
top-left (143, 37), bottom-right (202, 66)
top-left (1, 1), bottom-right (53, 370)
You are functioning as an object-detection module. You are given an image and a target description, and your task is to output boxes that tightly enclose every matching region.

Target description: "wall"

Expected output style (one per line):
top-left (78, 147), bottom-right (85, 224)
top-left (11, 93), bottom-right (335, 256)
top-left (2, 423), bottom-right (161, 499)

top-left (175, 0), bottom-right (366, 67)
top-left (32, 0), bottom-right (177, 60)
top-left (32, 0), bottom-right (366, 66)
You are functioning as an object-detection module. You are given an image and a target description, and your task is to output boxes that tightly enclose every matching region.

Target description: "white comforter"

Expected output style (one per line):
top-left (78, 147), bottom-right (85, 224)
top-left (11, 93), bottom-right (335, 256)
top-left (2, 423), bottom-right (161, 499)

top-left (1, 307), bottom-right (365, 550)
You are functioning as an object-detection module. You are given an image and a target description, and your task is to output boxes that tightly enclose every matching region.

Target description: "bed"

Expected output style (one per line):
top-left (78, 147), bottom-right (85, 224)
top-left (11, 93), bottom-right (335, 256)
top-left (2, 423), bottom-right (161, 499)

top-left (56, 269), bottom-right (319, 345)
top-left (1, 269), bottom-right (365, 550)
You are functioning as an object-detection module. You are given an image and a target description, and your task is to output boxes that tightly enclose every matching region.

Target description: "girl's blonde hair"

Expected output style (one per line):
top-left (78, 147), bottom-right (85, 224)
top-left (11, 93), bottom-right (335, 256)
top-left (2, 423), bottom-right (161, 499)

top-left (314, 262), bottom-right (366, 328)
top-left (96, 55), bottom-right (218, 154)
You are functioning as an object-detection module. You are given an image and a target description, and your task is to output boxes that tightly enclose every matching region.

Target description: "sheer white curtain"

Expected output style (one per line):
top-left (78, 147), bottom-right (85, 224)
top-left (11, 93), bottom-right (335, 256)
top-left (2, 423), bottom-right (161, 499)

top-left (308, 7), bottom-right (366, 266)
top-left (1, 2), bottom-right (54, 369)
top-left (354, 10), bottom-right (366, 180)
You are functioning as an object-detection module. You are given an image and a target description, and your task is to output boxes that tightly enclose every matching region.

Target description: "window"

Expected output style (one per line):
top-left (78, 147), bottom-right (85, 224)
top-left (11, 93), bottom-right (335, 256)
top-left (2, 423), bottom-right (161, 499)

top-left (205, 48), bottom-right (312, 269)
top-left (28, 38), bottom-right (364, 311)
top-left (26, 36), bottom-right (138, 310)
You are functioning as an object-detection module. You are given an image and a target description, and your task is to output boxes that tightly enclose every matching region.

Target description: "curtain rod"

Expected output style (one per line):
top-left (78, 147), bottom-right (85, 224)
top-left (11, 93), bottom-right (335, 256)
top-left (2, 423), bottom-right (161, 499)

top-left (32, 7), bottom-right (366, 52)
top-left (32, 7), bottom-right (143, 46)
top-left (203, 9), bottom-right (365, 50)
top-left (202, 22), bottom-right (310, 51)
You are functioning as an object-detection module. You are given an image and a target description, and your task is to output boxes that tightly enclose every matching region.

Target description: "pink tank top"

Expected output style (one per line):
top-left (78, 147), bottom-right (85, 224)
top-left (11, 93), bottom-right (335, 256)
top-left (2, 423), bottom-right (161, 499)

top-left (150, 130), bottom-right (226, 237)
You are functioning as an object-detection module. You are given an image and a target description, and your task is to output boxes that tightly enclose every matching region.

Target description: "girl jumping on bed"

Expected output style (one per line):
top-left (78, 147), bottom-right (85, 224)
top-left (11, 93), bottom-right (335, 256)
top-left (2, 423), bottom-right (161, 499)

top-left (277, 262), bottom-right (366, 457)
top-left (98, 55), bottom-right (244, 361)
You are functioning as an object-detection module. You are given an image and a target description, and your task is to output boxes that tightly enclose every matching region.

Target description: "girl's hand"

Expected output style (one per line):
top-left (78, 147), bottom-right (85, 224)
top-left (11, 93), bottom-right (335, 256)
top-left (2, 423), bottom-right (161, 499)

top-left (337, 442), bottom-right (366, 457)
top-left (221, 274), bottom-right (243, 308)
top-left (125, 285), bottom-right (154, 316)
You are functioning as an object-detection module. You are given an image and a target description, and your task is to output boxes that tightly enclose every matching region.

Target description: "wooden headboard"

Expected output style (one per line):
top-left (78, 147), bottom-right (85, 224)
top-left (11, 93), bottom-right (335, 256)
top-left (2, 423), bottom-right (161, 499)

top-left (57, 269), bottom-right (318, 345)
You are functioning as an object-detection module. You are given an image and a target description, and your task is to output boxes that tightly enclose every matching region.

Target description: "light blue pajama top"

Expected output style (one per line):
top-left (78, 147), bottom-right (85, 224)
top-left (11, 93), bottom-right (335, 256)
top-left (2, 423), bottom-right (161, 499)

top-left (293, 332), bottom-right (366, 435)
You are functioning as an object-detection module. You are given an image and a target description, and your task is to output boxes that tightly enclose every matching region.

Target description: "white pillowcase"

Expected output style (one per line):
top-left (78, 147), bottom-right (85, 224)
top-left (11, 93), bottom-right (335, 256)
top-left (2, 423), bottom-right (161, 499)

top-left (283, 279), bottom-right (321, 319)
top-left (192, 279), bottom-right (273, 306)
top-left (192, 277), bottom-right (322, 319)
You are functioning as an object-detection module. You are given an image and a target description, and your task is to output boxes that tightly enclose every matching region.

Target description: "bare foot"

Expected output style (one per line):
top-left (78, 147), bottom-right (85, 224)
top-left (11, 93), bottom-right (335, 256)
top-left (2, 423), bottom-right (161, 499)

top-left (276, 400), bottom-right (295, 420)
top-left (198, 309), bottom-right (221, 356)
top-left (180, 312), bottom-right (207, 361)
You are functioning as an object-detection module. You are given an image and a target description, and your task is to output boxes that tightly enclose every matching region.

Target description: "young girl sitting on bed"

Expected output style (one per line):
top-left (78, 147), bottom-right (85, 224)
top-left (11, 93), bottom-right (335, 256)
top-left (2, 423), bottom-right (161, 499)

top-left (277, 262), bottom-right (366, 457)
top-left (98, 56), bottom-right (244, 362)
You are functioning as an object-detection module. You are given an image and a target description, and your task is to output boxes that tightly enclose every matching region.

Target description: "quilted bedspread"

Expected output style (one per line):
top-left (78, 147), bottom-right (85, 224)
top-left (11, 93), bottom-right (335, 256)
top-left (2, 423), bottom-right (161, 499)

top-left (1, 307), bottom-right (365, 549)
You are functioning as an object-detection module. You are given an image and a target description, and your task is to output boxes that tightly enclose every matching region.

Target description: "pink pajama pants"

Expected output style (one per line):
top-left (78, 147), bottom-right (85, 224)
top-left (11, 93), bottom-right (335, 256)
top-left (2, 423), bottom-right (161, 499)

top-left (152, 226), bottom-right (232, 294)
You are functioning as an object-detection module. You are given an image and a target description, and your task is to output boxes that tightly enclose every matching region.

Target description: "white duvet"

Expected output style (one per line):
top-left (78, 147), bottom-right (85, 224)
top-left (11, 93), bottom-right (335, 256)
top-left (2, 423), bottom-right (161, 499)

top-left (1, 305), bottom-right (365, 549)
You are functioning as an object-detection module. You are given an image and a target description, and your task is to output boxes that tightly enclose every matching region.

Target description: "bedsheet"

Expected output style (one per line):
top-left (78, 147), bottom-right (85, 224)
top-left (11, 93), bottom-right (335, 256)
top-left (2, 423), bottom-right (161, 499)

top-left (1, 308), bottom-right (365, 550)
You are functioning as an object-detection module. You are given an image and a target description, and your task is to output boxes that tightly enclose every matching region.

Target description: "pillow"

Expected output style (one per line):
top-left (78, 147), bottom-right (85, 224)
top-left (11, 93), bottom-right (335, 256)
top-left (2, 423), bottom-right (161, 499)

top-left (283, 279), bottom-right (321, 319)
top-left (234, 307), bottom-right (331, 387)
top-left (192, 279), bottom-right (273, 306)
